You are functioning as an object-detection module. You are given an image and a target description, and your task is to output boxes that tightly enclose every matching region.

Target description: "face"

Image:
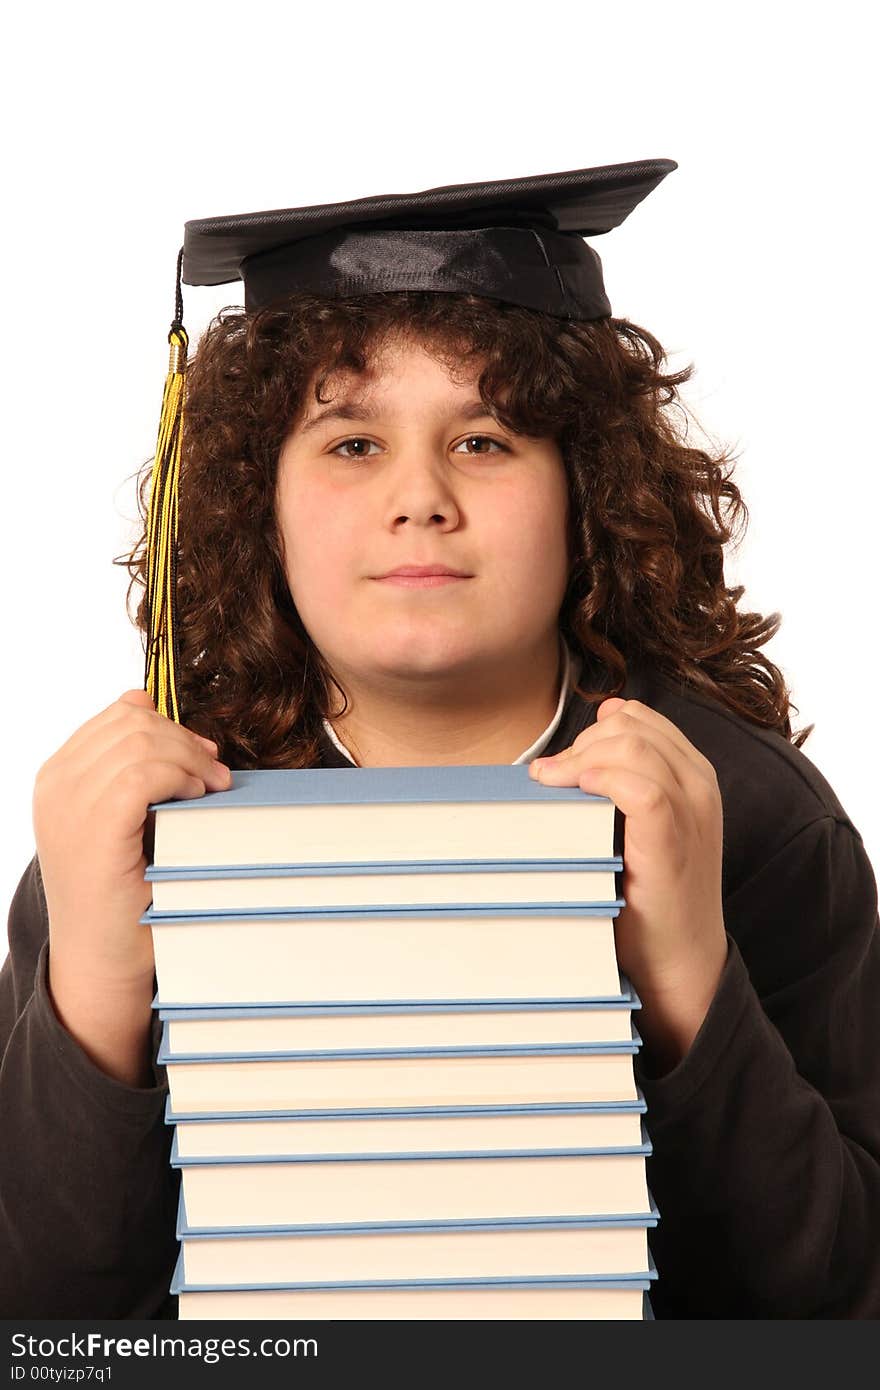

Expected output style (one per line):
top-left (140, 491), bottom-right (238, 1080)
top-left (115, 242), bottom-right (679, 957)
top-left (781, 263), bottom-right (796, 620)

top-left (275, 335), bottom-right (571, 696)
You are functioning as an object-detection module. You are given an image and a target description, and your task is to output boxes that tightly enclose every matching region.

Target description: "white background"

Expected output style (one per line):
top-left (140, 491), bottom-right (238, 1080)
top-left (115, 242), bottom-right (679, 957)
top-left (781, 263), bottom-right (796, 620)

top-left (2, 2), bottom-right (877, 958)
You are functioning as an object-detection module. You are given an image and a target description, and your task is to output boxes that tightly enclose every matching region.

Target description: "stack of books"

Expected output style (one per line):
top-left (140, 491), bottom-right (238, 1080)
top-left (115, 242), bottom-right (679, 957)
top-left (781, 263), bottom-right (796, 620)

top-left (142, 764), bottom-right (659, 1319)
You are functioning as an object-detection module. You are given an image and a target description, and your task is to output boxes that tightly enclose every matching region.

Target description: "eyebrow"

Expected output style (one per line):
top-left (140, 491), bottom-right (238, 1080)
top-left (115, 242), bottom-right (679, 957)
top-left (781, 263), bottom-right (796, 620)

top-left (297, 398), bottom-right (498, 435)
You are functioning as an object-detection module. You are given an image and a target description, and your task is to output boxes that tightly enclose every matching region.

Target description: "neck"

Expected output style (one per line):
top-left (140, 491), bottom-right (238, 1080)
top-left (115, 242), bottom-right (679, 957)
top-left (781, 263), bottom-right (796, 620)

top-left (324, 632), bottom-right (567, 767)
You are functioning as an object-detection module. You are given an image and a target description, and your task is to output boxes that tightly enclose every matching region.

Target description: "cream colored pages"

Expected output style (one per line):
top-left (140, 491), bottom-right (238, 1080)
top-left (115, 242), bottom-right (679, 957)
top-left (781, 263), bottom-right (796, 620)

top-left (167, 1004), bottom-right (633, 1054)
top-left (152, 913), bottom-right (621, 1005)
top-left (167, 1050), bottom-right (638, 1114)
top-left (182, 1220), bottom-right (651, 1285)
top-left (155, 799), bottom-right (615, 867)
top-left (173, 1108), bottom-right (644, 1159)
top-left (177, 1281), bottom-right (645, 1320)
top-left (180, 1152), bottom-right (650, 1227)
top-left (151, 867), bottom-right (618, 913)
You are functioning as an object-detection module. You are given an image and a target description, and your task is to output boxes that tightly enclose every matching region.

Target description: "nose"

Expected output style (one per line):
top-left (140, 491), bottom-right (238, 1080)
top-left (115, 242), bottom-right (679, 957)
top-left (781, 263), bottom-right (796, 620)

top-left (383, 449), bottom-right (462, 531)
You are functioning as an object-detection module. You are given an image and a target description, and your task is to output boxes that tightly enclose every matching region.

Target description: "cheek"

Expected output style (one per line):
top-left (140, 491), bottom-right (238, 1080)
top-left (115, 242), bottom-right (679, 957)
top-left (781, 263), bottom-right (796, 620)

top-left (484, 476), bottom-right (569, 576)
top-left (277, 479), bottom-right (355, 600)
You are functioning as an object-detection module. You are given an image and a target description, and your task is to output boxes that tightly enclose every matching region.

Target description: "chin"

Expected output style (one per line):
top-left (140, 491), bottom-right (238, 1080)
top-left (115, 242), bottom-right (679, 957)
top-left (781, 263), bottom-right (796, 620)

top-left (359, 631), bottom-right (483, 680)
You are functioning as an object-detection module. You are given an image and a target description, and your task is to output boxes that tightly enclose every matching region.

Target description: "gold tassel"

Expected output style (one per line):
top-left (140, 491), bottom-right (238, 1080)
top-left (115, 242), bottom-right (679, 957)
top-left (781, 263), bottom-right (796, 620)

top-left (144, 248), bottom-right (188, 722)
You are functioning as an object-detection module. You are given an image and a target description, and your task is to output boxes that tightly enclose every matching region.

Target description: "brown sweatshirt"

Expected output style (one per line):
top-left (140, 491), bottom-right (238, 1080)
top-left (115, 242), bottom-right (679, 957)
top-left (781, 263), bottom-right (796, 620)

top-left (2, 659), bottom-right (879, 1318)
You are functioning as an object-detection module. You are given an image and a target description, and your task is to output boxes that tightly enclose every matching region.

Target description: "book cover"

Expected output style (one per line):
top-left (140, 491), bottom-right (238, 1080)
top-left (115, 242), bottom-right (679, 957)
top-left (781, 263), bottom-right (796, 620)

top-left (178, 1211), bottom-right (657, 1286)
top-left (147, 764), bottom-right (618, 868)
top-left (145, 904), bottom-right (625, 1008)
top-left (145, 859), bottom-right (621, 914)
top-left (170, 1246), bottom-right (658, 1292)
top-left (162, 1046), bottom-right (641, 1115)
top-left (164, 1093), bottom-right (649, 1123)
top-left (159, 995), bottom-right (641, 1058)
top-left (177, 1150), bottom-right (652, 1230)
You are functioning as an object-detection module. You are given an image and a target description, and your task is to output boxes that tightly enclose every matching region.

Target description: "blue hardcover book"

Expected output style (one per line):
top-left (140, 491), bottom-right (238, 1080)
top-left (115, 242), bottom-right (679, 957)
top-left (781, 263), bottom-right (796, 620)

top-left (170, 1237), bottom-right (657, 1320)
top-left (164, 1092), bottom-right (649, 1123)
top-left (155, 984), bottom-right (641, 1014)
top-left (144, 901), bottom-right (627, 1008)
top-left (171, 1245), bottom-right (658, 1292)
top-left (170, 1115), bottom-right (652, 1166)
top-left (159, 1018), bottom-right (642, 1064)
top-left (164, 1089), bottom-right (647, 1123)
top-left (160, 1039), bottom-right (642, 1117)
top-left (147, 761), bottom-right (617, 911)
top-left (172, 1280), bottom-right (655, 1320)
top-left (158, 988), bottom-right (642, 1060)
top-left (147, 764), bottom-right (618, 872)
top-left (145, 857), bottom-right (623, 916)
top-left (176, 1186), bottom-right (660, 1239)
top-left (174, 1145), bottom-right (653, 1233)
top-left (175, 1186), bottom-right (660, 1239)
top-left (176, 1198), bottom-right (658, 1292)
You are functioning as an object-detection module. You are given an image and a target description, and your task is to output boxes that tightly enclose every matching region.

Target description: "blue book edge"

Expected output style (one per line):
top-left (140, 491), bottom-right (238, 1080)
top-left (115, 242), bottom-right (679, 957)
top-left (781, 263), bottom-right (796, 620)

top-left (157, 1025), bottom-right (643, 1065)
top-left (146, 857), bottom-right (623, 880)
top-left (164, 1092), bottom-right (649, 1124)
top-left (175, 1183), bottom-right (661, 1240)
top-left (170, 1250), bottom-right (657, 1294)
top-left (142, 901), bottom-right (625, 924)
top-left (154, 984), bottom-right (643, 1016)
top-left (149, 763), bottom-right (617, 811)
top-left (170, 1115), bottom-right (653, 1166)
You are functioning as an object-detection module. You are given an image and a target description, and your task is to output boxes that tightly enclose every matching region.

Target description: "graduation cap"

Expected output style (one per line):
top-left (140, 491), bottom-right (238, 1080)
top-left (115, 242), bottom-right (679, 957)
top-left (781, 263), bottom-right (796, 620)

top-left (145, 158), bottom-right (677, 721)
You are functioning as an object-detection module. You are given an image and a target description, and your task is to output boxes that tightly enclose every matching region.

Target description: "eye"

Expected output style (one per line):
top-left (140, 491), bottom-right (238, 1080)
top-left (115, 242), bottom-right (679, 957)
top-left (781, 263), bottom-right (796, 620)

top-left (331, 437), bottom-right (381, 459)
top-left (452, 435), bottom-right (509, 456)
top-left (329, 433), bottom-right (510, 461)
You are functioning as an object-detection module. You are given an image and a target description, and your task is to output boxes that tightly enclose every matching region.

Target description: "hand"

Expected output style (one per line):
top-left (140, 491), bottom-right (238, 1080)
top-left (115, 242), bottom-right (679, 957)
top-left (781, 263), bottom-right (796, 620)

top-left (31, 688), bottom-right (232, 1084)
top-left (529, 697), bottom-right (729, 1072)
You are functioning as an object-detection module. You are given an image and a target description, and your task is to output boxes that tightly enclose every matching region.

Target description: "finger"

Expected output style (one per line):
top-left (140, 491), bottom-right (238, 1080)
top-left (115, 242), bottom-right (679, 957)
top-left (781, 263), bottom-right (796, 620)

top-left (86, 758), bottom-right (225, 845)
top-left (52, 689), bottom-right (217, 763)
top-left (533, 733), bottom-right (690, 814)
top-left (535, 719), bottom-right (698, 803)
top-left (546, 699), bottom-right (714, 788)
top-left (55, 723), bottom-right (229, 801)
top-left (78, 739), bottom-right (232, 833)
top-left (596, 697), bottom-right (627, 718)
top-left (565, 763), bottom-right (682, 861)
top-left (118, 690), bottom-right (217, 749)
top-left (607, 700), bottom-right (716, 784)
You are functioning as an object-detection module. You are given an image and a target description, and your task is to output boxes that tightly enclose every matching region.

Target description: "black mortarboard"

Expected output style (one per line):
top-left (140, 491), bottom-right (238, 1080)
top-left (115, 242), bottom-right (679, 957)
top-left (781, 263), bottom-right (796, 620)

top-left (182, 157), bottom-right (677, 321)
top-left (145, 159), bottom-right (678, 720)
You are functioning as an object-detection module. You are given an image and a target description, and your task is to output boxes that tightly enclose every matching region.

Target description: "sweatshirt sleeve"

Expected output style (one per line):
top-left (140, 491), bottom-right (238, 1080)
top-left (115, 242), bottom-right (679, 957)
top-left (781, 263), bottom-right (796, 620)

top-left (0, 853), bottom-right (180, 1318)
top-left (635, 816), bottom-right (880, 1319)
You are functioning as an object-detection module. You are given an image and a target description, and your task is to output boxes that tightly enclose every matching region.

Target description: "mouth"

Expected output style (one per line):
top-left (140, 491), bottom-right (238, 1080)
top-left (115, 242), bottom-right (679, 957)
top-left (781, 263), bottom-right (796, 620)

top-left (373, 573), bottom-right (471, 588)
top-left (373, 564), bottom-right (473, 588)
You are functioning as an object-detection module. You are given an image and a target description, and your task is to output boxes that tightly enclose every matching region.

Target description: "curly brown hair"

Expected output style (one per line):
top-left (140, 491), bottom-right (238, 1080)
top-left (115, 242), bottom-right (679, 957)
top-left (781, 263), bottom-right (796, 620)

top-left (115, 290), bottom-right (811, 768)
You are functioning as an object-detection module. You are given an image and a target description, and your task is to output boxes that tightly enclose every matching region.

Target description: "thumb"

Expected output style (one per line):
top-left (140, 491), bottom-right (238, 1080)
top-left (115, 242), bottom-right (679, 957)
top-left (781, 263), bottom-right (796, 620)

top-left (597, 696), bottom-right (627, 719)
top-left (119, 687), bottom-right (157, 710)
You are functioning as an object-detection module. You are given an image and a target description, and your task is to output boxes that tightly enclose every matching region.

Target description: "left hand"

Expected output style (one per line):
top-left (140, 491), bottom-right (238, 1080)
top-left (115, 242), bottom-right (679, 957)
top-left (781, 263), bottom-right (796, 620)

top-left (529, 697), bottom-right (729, 1071)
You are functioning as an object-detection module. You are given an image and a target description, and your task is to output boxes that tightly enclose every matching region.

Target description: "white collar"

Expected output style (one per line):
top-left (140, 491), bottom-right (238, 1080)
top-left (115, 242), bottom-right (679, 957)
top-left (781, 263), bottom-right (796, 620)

top-left (322, 635), bottom-right (582, 767)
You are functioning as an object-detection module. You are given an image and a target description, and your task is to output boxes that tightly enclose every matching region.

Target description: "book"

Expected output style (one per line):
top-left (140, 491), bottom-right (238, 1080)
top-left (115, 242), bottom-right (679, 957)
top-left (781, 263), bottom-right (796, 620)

top-left (148, 764), bottom-right (617, 868)
top-left (169, 1099), bottom-right (649, 1161)
top-left (175, 1150), bottom-right (651, 1230)
top-left (145, 762), bottom-right (658, 1318)
top-left (159, 990), bottom-right (641, 1059)
top-left (171, 1263), bottom-right (654, 1320)
top-left (145, 859), bottom-right (621, 914)
top-left (177, 1201), bottom-right (658, 1286)
top-left (160, 1043), bottom-right (641, 1115)
top-left (144, 906), bottom-right (625, 1008)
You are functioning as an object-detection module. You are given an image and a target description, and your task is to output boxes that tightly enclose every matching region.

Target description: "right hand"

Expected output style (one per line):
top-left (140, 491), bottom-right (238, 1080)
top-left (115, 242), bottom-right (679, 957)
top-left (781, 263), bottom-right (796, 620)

top-left (32, 688), bottom-right (232, 990)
